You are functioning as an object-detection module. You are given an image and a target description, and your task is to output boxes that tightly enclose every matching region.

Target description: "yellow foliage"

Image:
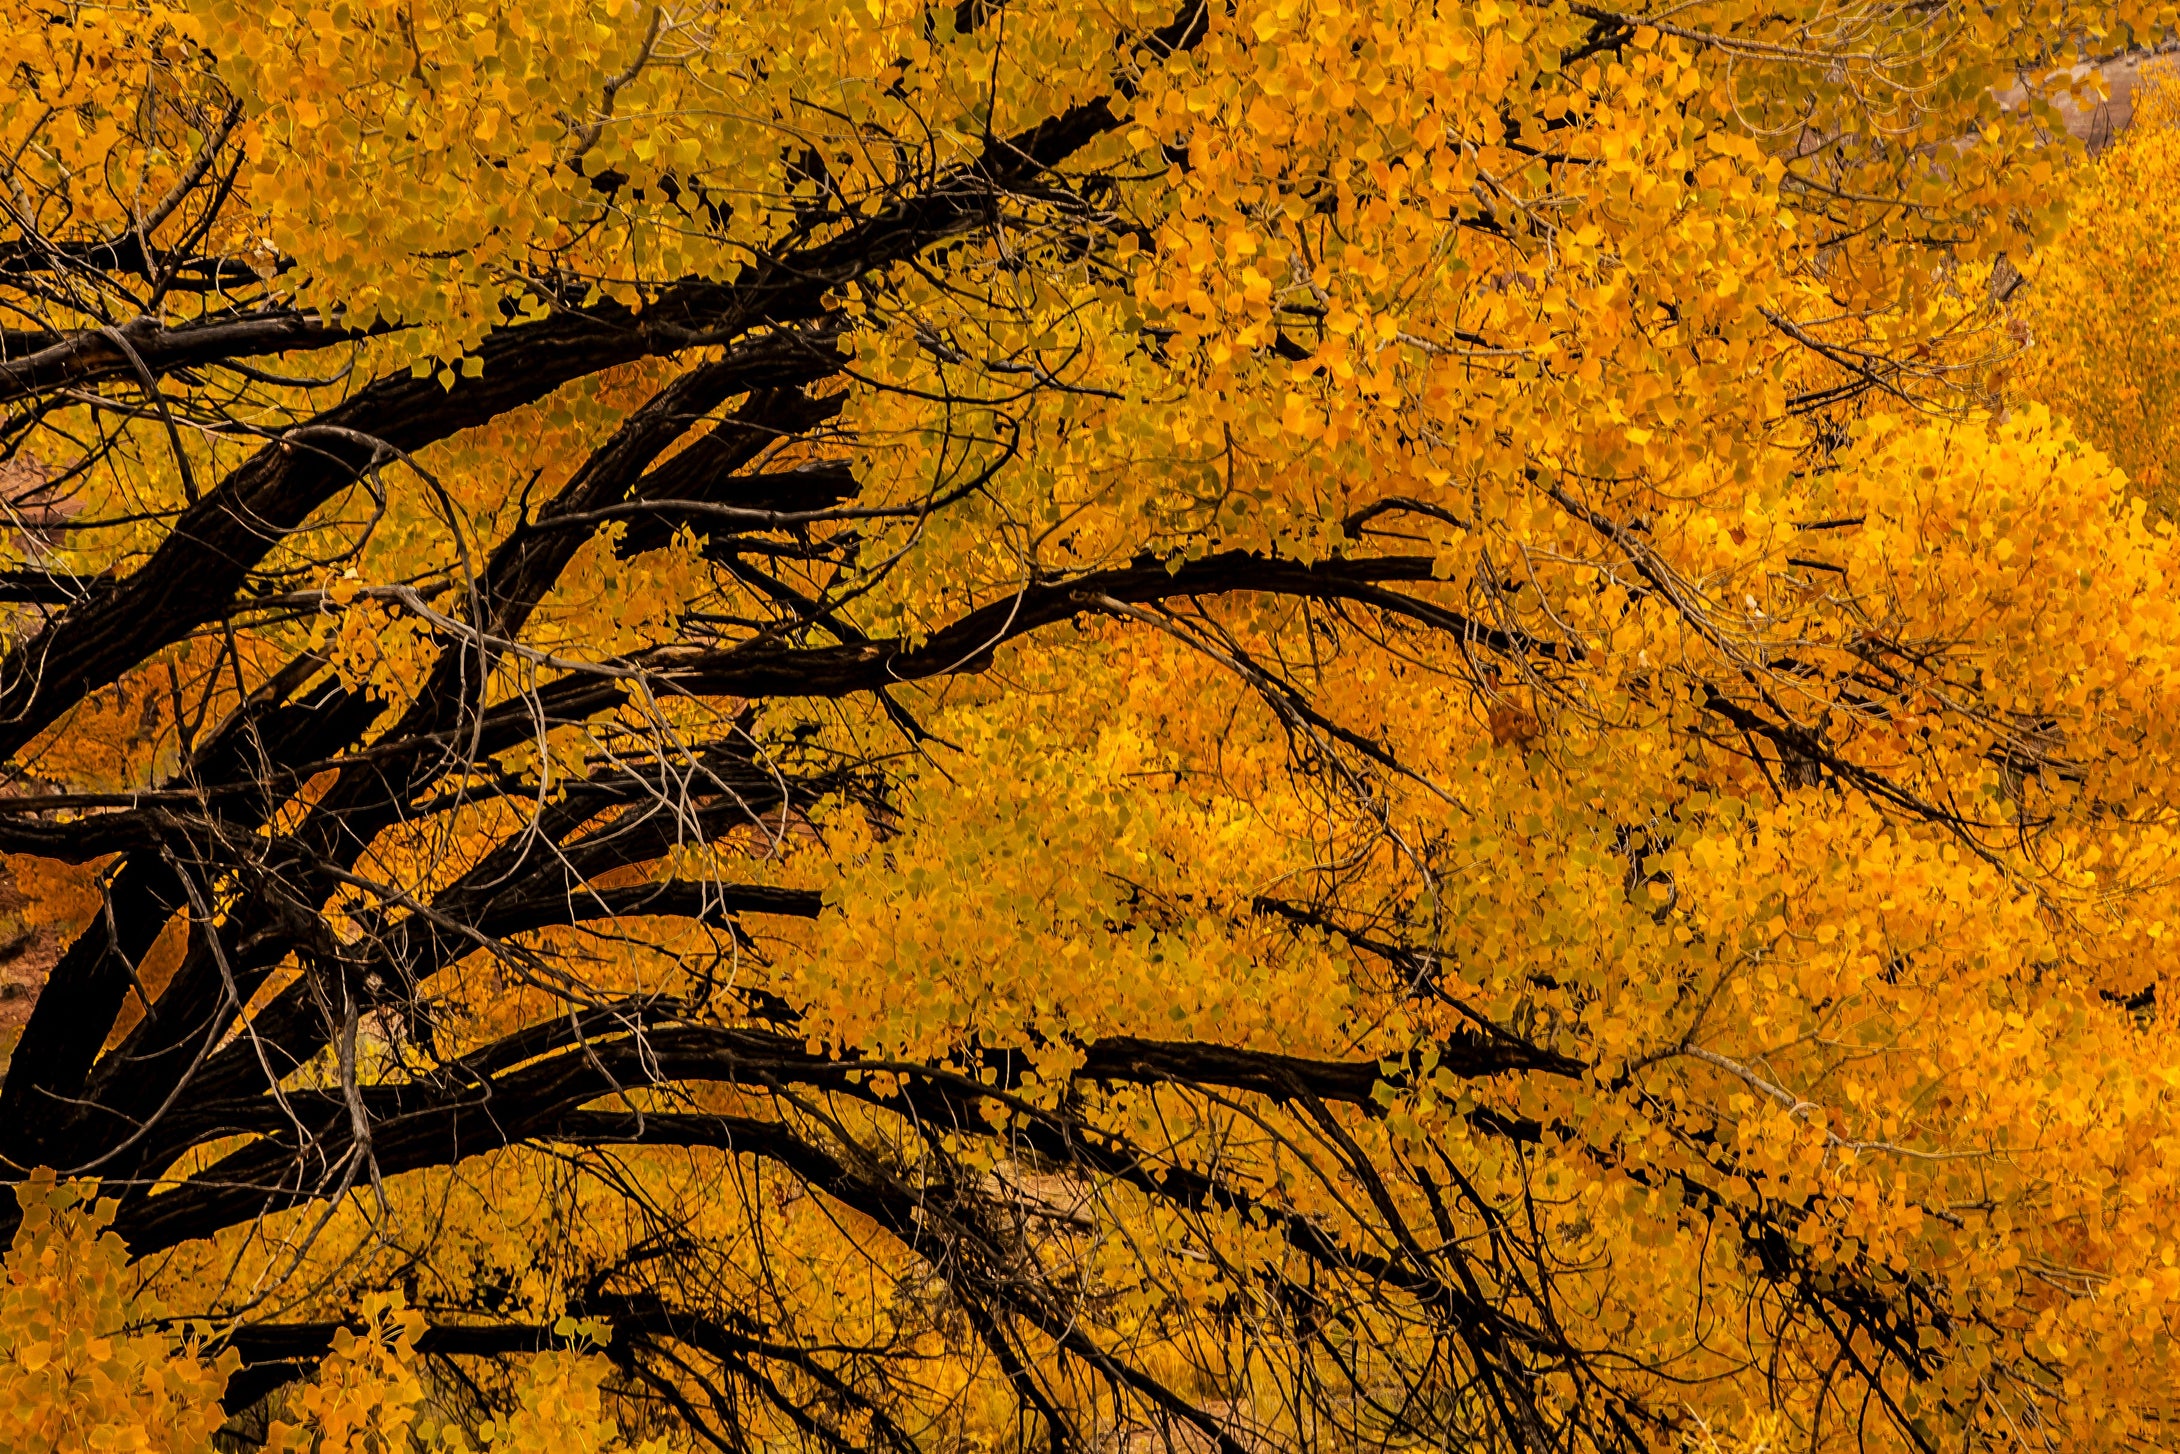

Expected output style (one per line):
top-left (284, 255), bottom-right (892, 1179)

top-left (1, 1186), bottom-right (662, 1452)
top-left (0, 1174), bottom-right (234, 1453)
top-left (2017, 62), bottom-right (2180, 503)
top-left (7, 0), bottom-right (2180, 1450)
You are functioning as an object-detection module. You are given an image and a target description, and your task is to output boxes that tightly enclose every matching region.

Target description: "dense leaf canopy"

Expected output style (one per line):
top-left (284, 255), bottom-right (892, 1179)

top-left (2, 0), bottom-right (2178, 1450)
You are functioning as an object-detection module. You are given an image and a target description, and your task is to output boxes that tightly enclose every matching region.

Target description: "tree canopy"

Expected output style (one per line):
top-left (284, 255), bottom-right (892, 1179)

top-left (2, 1), bottom-right (2179, 1450)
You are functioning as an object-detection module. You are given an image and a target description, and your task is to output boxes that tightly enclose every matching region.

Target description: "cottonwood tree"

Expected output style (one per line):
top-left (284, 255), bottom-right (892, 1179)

top-left (2, 0), bottom-right (2177, 1450)
top-left (2017, 65), bottom-right (2180, 507)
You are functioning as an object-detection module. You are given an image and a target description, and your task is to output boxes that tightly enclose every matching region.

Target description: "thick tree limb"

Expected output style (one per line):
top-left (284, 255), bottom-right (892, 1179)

top-left (0, 63), bottom-right (1178, 760)
top-left (106, 1008), bottom-right (1568, 1251)
top-left (0, 310), bottom-right (385, 406)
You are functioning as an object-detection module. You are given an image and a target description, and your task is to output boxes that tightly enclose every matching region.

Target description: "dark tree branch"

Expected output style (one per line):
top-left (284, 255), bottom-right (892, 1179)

top-left (0, 310), bottom-right (387, 406)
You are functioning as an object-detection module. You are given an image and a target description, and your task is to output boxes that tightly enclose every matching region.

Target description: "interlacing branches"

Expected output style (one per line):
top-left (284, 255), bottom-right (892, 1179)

top-left (0, 0), bottom-right (2161, 1450)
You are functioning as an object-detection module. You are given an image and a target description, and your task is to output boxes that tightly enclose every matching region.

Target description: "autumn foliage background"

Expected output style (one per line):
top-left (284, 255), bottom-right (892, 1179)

top-left (3, 0), bottom-right (2180, 1450)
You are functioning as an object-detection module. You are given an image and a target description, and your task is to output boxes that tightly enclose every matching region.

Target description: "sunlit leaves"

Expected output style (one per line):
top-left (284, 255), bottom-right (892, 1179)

top-left (9, 0), bottom-right (2180, 1449)
top-left (0, 1176), bottom-right (234, 1453)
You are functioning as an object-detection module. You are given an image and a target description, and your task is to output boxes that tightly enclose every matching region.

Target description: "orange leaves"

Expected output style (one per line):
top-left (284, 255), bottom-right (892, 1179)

top-left (1485, 702), bottom-right (1539, 747)
top-left (2017, 64), bottom-right (2180, 506)
top-left (1814, 408), bottom-right (2180, 781)
top-left (15, 0), bottom-right (2180, 1447)
top-left (1, 2), bottom-right (214, 206)
top-left (1, 1183), bottom-right (669, 1453)
top-left (180, 0), bottom-right (1159, 364)
top-left (782, 694), bottom-right (1346, 1059)
top-left (255, 1289), bottom-right (651, 1452)
top-left (0, 1174), bottom-right (236, 1453)
top-left (316, 593), bottom-right (437, 706)
top-left (264, 1294), bottom-right (433, 1453)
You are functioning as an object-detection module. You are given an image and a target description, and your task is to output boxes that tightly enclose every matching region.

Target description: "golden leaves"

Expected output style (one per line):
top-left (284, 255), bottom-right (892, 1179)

top-left (0, 1185), bottom-right (669, 1453)
top-left (14, 0), bottom-right (2180, 1448)
top-left (2018, 65), bottom-right (2180, 506)
top-left (0, 1175), bottom-right (235, 1454)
